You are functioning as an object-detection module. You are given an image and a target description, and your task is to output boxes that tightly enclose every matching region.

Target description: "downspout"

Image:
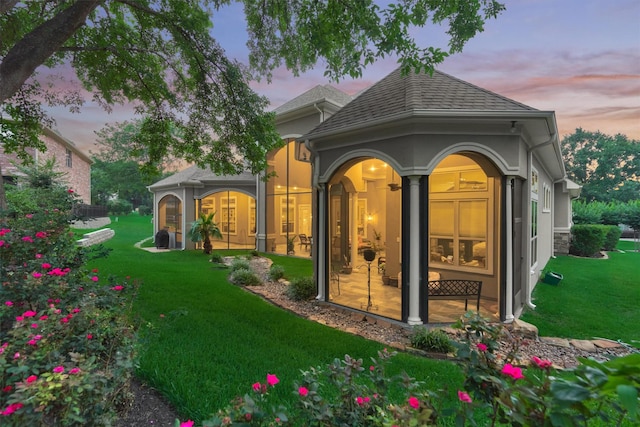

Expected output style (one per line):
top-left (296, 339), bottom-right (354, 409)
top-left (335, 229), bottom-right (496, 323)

top-left (313, 103), bottom-right (325, 122)
top-left (524, 134), bottom-right (555, 310)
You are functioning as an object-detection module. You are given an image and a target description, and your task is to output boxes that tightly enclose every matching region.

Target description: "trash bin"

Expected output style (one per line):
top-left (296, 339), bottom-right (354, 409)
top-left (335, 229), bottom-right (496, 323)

top-left (543, 271), bottom-right (563, 285)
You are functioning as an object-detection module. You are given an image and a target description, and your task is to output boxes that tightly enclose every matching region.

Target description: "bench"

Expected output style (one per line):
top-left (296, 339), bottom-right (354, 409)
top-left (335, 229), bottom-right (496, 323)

top-left (427, 279), bottom-right (482, 312)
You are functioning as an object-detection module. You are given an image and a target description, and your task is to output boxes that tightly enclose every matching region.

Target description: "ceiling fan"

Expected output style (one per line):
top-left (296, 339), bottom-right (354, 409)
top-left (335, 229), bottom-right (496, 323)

top-left (388, 170), bottom-right (401, 191)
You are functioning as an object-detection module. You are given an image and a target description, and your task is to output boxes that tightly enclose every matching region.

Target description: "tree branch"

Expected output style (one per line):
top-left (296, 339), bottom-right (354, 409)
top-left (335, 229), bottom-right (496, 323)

top-left (0, 0), bottom-right (103, 103)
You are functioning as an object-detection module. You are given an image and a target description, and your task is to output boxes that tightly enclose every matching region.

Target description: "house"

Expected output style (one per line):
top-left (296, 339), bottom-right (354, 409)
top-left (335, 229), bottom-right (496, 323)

top-left (149, 69), bottom-right (579, 325)
top-left (0, 127), bottom-right (92, 204)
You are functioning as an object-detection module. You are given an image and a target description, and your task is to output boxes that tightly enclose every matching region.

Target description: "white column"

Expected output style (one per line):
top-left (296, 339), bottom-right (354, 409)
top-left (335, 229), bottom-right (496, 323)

top-left (505, 177), bottom-right (515, 322)
top-left (407, 175), bottom-right (422, 325)
top-left (316, 184), bottom-right (326, 300)
top-left (351, 193), bottom-right (359, 268)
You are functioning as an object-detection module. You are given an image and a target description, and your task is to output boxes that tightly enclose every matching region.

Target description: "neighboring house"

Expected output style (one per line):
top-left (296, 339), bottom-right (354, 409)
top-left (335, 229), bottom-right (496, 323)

top-left (149, 69), bottom-right (580, 325)
top-left (0, 127), bottom-right (92, 204)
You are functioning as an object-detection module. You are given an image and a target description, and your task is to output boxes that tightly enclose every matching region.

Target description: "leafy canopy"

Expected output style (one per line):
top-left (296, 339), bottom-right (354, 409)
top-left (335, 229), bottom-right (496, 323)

top-left (1, 0), bottom-right (505, 177)
top-left (562, 128), bottom-right (640, 203)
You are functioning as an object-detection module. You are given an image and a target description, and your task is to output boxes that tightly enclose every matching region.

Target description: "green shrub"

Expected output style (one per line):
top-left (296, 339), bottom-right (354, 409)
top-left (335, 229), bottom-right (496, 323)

top-left (209, 252), bottom-right (224, 264)
top-left (229, 268), bottom-right (262, 286)
top-left (107, 198), bottom-right (133, 216)
top-left (570, 224), bottom-right (606, 256)
top-left (285, 276), bottom-right (316, 301)
top-left (229, 258), bottom-right (251, 273)
top-left (601, 224), bottom-right (622, 251)
top-left (137, 204), bottom-right (153, 216)
top-left (572, 200), bottom-right (603, 224)
top-left (250, 250), bottom-right (260, 257)
top-left (267, 264), bottom-right (285, 281)
top-left (409, 327), bottom-right (455, 353)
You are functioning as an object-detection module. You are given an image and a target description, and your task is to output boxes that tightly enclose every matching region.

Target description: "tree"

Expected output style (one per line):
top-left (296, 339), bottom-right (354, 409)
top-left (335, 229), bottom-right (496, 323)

top-left (562, 128), bottom-right (640, 203)
top-left (91, 158), bottom-right (160, 209)
top-left (188, 212), bottom-right (223, 254)
top-left (1, 0), bottom-right (505, 205)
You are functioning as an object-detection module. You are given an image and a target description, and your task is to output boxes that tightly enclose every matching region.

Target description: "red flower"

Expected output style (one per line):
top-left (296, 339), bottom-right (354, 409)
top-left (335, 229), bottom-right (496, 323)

top-left (408, 396), bottom-right (420, 409)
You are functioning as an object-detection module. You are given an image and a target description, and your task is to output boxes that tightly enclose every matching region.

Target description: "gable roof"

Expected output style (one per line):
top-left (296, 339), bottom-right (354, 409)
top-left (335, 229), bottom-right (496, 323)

top-left (148, 165), bottom-right (255, 190)
top-left (303, 68), bottom-right (536, 138)
top-left (274, 84), bottom-right (353, 116)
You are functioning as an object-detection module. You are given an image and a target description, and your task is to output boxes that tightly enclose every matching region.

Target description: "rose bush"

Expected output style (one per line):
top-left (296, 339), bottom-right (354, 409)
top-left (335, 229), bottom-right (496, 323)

top-left (0, 161), bottom-right (136, 425)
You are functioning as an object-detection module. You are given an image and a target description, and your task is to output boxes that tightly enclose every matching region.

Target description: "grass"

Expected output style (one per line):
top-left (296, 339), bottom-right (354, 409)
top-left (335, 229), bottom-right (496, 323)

top-left (520, 242), bottom-right (640, 345)
top-left (81, 215), bottom-right (638, 423)
top-left (83, 215), bottom-right (463, 422)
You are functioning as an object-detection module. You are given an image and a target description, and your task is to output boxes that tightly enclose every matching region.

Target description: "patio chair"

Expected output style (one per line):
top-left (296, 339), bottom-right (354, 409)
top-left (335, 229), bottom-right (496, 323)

top-left (299, 234), bottom-right (311, 251)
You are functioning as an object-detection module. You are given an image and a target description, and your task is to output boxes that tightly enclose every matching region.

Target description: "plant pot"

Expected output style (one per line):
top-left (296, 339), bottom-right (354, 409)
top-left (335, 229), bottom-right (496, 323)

top-left (382, 275), bottom-right (390, 286)
top-left (340, 267), bottom-right (352, 274)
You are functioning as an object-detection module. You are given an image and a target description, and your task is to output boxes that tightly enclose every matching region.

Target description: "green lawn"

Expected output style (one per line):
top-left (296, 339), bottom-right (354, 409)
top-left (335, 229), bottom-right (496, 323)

top-left (82, 215), bottom-right (639, 423)
top-left (84, 215), bottom-right (463, 422)
top-left (520, 243), bottom-right (640, 344)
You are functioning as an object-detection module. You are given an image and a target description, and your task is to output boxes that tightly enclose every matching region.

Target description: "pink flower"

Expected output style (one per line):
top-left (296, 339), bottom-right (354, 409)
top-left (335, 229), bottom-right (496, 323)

top-left (531, 356), bottom-right (553, 369)
top-left (4, 301), bottom-right (12, 307)
top-left (458, 390), bottom-right (472, 403)
top-left (408, 396), bottom-right (420, 409)
top-left (266, 373), bottom-right (279, 386)
top-left (41, 263), bottom-right (51, 269)
top-left (15, 316), bottom-right (23, 322)
top-left (39, 315), bottom-right (48, 320)
top-left (370, 365), bottom-right (375, 371)
top-left (92, 268), bottom-right (99, 273)
top-left (13, 352), bottom-right (20, 359)
top-left (298, 386), bottom-right (309, 397)
top-left (2, 402), bottom-right (23, 415)
top-left (30, 323), bottom-right (38, 328)
top-left (53, 366), bottom-right (64, 374)
top-left (60, 317), bottom-right (69, 324)
top-left (0, 241), bottom-right (4, 247)
top-left (23, 310), bottom-right (36, 318)
top-left (26, 214), bottom-right (33, 219)
top-left (35, 253), bottom-right (42, 259)
top-left (86, 334), bottom-right (93, 340)
top-left (26, 375), bottom-right (37, 384)
top-left (2, 385), bottom-right (12, 393)
top-left (32, 272), bottom-right (42, 278)
top-left (252, 382), bottom-right (261, 392)
top-left (476, 343), bottom-right (488, 352)
top-left (69, 367), bottom-right (80, 375)
top-left (21, 236), bottom-right (33, 243)
top-left (35, 231), bottom-right (47, 239)
top-left (111, 285), bottom-right (124, 291)
top-left (27, 339), bottom-right (38, 346)
top-left (501, 363), bottom-right (524, 380)
top-left (180, 421), bottom-right (194, 427)
top-left (72, 308), bottom-right (80, 313)
top-left (67, 189), bottom-right (74, 193)
top-left (356, 396), bottom-right (365, 406)
top-left (91, 276), bottom-right (99, 282)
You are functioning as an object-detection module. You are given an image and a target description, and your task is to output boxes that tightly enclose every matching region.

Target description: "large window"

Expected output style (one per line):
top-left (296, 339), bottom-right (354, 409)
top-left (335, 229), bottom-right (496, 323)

top-left (221, 196), bottom-right (237, 234)
top-left (429, 158), bottom-right (491, 272)
top-left (65, 149), bottom-right (72, 168)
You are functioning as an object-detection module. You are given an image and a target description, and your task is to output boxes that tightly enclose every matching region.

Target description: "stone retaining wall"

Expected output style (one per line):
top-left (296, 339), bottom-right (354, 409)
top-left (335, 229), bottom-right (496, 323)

top-left (76, 228), bottom-right (115, 247)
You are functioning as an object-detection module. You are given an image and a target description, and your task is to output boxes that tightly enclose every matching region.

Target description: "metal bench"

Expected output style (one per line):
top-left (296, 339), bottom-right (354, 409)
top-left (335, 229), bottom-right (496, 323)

top-left (427, 279), bottom-right (482, 312)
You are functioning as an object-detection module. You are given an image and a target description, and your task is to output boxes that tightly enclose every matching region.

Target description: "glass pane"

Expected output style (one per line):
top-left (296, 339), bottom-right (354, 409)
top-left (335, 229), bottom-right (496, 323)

top-left (430, 173), bottom-right (457, 192)
top-left (430, 201), bottom-right (454, 235)
top-left (430, 238), bottom-right (454, 264)
top-left (459, 239), bottom-right (486, 268)
top-left (459, 170), bottom-right (487, 191)
top-left (459, 200), bottom-right (486, 238)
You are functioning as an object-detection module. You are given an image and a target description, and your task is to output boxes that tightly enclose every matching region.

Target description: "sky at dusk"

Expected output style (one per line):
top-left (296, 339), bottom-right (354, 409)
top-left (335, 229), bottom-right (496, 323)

top-left (44, 0), bottom-right (640, 156)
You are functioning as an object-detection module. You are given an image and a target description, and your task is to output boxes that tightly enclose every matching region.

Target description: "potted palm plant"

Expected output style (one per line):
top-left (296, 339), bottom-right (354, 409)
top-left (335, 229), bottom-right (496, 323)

top-left (188, 212), bottom-right (223, 254)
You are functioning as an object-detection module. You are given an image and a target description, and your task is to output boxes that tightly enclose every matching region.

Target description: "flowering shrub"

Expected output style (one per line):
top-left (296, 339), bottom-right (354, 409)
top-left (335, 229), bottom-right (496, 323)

top-left (176, 313), bottom-right (639, 426)
top-left (0, 162), bottom-right (136, 425)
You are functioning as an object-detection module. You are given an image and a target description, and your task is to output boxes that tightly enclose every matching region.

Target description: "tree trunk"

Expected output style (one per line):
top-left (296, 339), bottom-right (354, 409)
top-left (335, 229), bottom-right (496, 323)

top-left (0, 0), bottom-right (102, 104)
top-left (203, 236), bottom-right (212, 254)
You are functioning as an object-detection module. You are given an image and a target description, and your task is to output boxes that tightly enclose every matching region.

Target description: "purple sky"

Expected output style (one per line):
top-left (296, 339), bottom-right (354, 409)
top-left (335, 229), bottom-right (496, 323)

top-left (45, 0), bottom-right (640, 156)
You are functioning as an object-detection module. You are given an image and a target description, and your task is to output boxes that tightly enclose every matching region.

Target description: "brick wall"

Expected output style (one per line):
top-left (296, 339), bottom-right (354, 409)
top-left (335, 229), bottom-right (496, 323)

top-left (0, 128), bottom-right (92, 204)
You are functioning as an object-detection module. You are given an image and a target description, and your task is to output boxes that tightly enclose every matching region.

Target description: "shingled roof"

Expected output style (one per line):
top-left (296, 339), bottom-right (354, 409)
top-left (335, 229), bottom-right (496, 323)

top-left (304, 68), bottom-right (537, 138)
top-left (147, 165), bottom-right (255, 190)
top-left (274, 84), bottom-right (353, 115)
